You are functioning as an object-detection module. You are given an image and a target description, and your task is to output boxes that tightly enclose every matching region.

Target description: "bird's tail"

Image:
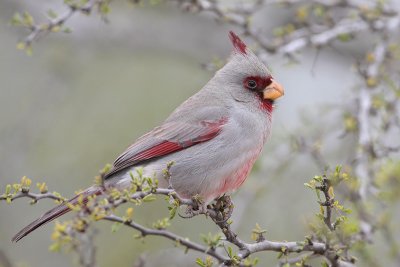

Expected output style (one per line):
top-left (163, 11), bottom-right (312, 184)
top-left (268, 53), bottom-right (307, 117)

top-left (12, 186), bottom-right (103, 242)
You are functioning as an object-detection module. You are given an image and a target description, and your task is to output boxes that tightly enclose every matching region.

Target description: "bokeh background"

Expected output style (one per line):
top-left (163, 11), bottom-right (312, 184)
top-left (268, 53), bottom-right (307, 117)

top-left (0, 1), bottom-right (396, 267)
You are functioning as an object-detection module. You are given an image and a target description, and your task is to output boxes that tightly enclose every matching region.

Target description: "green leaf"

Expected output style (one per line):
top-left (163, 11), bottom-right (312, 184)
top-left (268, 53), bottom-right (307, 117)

top-left (343, 207), bottom-right (352, 214)
top-left (227, 246), bottom-right (233, 257)
top-left (201, 233), bottom-right (222, 249)
top-left (111, 222), bottom-right (121, 233)
top-left (304, 182), bottom-right (314, 189)
top-left (63, 27), bottom-right (72, 33)
top-left (328, 186), bottom-right (334, 198)
top-left (22, 12), bottom-right (34, 26)
top-left (142, 194), bottom-right (156, 202)
top-left (152, 217), bottom-right (170, 230)
top-left (25, 45), bottom-right (33, 56)
top-left (334, 165), bottom-right (342, 177)
top-left (136, 167), bottom-right (144, 178)
top-left (5, 184), bottom-right (11, 195)
top-left (49, 242), bottom-right (61, 252)
top-left (196, 258), bottom-right (206, 267)
top-left (251, 223), bottom-right (267, 241)
top-left (337, 33), bottom-right (352, 42)
top-left (313, 5), bottom-right (325, 17)
top-left (11, 12), bottom-right (22, 26)
top-left (313, 175), bottom-right (323, 182)
top-left (168, 204), bottom-right (178, 219)
top-left (100, 3), bottom-right (111, 14)
top-left (315, 188), bottom-right (321, 201)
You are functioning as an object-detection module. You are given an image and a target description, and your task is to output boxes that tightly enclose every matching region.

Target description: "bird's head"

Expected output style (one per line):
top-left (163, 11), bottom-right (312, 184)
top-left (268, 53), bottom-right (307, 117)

top-left (214, 31), bottom-right (284, 113)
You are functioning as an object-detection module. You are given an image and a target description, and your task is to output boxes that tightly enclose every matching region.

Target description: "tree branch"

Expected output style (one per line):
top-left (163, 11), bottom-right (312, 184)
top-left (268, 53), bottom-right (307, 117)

top-left (1, 175), bottom-right (355, 266)
top-left (14, 0), bottom-right (106, 50)
top-left (0, 191), bottom-right (65, 203)
top-left (103, 214), bottom-right (230, 263)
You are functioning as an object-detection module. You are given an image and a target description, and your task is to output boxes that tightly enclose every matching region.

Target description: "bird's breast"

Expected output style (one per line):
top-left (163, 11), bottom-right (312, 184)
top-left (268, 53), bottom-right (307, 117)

top-left (214, 146), bottom-right (262, 197)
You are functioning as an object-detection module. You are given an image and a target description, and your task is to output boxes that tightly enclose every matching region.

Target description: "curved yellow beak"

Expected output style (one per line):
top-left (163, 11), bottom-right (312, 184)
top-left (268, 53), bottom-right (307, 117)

top-left (263, 79), bottom-right (284, 100)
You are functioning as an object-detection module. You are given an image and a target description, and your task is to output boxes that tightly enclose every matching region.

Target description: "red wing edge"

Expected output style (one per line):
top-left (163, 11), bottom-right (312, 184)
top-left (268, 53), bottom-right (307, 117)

top-left (104, 118), bottom-right (227, 178)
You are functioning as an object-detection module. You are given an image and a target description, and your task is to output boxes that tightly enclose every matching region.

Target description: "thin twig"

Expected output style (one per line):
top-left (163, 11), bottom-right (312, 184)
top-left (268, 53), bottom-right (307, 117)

top-left (103, 214), bottom-right (230, 263)
top-left (0, 191), bottom-right (65, 203)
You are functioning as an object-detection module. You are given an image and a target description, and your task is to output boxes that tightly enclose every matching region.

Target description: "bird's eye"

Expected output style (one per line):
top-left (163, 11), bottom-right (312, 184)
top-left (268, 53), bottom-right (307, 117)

top-left (247, 80), bottom-right (257, 89)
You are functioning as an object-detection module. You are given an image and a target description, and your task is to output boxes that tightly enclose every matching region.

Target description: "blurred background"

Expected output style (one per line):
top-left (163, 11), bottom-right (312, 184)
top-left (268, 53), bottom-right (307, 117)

top-left (0, 0), bottom-right (398, 266)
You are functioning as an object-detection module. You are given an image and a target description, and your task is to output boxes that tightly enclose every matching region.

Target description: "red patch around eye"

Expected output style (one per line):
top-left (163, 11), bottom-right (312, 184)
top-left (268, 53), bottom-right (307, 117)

top-left (229, 31), bottom-right (247, 55)
top-left (243, 76), bottom-right (272, 90)
top-left (243, 76), bottom-right (274, 113)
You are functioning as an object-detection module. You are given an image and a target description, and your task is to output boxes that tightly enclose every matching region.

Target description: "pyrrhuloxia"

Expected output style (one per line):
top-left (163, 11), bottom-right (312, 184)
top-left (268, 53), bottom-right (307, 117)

top-left (12, 31), bottom-right (284, 242)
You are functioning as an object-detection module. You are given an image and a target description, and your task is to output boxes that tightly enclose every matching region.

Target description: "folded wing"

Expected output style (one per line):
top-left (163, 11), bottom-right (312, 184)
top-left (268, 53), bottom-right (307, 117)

top-left (104, 117), bottom-right (228, 179)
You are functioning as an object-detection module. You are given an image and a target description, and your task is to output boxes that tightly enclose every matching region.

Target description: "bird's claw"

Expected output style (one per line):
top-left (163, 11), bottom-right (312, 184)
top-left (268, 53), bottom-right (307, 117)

top-left (178, 204), bottom-right (208, 219)
top-left (178, 195), bottom-right (234, 222)
top-left (211, 195), bottom-right (234, 223)
top-left (178, 195), bottom-right (208, 219)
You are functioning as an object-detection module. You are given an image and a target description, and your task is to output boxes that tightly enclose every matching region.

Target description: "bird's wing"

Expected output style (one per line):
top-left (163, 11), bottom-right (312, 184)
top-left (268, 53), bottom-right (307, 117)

top-left (103, 117), bottom-right (228, 178)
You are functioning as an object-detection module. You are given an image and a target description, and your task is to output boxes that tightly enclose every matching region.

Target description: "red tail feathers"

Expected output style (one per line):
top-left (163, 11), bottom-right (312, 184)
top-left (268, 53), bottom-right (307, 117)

top-left (12, 186), bottom-right (103, 242)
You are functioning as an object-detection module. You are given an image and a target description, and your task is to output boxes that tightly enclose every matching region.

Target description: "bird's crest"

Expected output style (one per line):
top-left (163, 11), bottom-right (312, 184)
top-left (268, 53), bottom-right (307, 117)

top-left (229, 31), bottom-right (247, 55)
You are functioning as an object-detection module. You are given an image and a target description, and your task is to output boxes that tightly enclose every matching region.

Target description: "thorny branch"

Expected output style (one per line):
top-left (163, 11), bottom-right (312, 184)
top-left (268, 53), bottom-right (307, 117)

top-left (14, 0), bottom-right (400, 57)
top-left (316, 178), bottom-right (335, 231)
top-left (12, 0), bottom-right (107, 50)
top-left (171, 0), bottom-right (400, 58)
top-left (103, 214), bottom-right (230, 263)
top-left (2, 177), bottom-right (351, 267)
top-left (0, 191), bottom-right (65, 203)
top-left (356, 41), bottom-right (389, 200)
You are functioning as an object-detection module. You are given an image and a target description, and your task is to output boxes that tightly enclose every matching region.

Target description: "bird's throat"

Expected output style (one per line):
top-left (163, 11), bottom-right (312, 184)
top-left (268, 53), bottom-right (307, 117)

top-left (260, 99), bottom-right (274, 113)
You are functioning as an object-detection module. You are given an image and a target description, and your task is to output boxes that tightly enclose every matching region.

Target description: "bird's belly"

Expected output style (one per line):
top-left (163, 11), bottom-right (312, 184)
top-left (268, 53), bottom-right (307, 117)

top-left (164, 142), bottom-right (262, 203)
top-left (216, 151), bottom-right (259, 196)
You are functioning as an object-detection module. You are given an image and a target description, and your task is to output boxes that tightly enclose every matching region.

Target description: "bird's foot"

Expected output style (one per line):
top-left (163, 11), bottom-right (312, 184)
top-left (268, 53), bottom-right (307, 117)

top-left (178, 195), bottom-right (208, 219)
top-left (211, 195), bottom-right (234, 223)
top-left (179, 204), bottom-right (208, 218)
